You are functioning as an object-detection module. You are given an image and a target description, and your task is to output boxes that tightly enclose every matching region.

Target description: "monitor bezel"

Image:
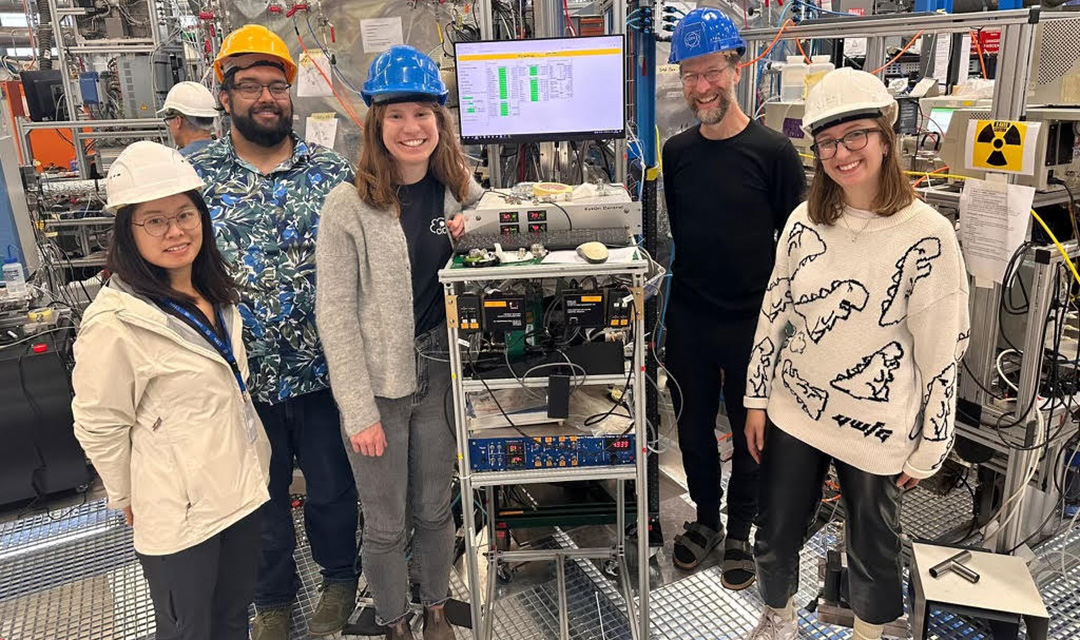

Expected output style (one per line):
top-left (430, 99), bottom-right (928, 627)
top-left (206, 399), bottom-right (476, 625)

top-left (453, 34), bottom-right (627, 146)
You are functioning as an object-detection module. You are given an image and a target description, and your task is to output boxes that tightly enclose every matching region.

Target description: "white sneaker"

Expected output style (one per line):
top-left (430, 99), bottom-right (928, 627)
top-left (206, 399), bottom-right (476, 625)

top-left (745, 609), bottom-right (798, 640)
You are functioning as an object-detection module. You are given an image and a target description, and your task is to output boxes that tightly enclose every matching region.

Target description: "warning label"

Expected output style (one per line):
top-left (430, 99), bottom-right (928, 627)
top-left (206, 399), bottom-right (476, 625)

top-left (965, 119), bottom-right (1040, 176)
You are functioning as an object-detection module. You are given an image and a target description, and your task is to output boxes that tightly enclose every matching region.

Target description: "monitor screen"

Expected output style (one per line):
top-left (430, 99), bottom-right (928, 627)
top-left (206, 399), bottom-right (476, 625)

top-left (455, 35), bottom-right (626, 145)
top-left (926, 107), bottom-right (955, 136)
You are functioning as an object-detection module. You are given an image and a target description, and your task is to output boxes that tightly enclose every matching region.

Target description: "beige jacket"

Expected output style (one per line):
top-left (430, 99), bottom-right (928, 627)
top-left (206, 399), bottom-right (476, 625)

top-left (72, 279), bottom-right (270, 556)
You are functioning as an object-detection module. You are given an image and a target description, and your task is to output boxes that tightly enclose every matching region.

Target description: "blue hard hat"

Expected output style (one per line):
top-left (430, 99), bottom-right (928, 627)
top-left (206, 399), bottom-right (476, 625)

top-left (361, 45), bottom-right (448, 107)
top-left (668, 8), bottom-right (746, 64)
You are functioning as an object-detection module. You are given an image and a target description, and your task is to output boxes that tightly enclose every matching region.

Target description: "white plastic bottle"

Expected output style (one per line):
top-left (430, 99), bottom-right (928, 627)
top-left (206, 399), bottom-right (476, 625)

top-left (3, 255), bottom-right (27, 298)
top-left (804, 55), bottom-right (835, 98)
top-left (781, 56), bottom-right (808, 102)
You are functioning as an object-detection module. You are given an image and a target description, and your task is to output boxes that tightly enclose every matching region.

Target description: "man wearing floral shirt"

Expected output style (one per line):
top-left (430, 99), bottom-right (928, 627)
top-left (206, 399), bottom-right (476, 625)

top-left (189, 25), bottom-right (358, 640)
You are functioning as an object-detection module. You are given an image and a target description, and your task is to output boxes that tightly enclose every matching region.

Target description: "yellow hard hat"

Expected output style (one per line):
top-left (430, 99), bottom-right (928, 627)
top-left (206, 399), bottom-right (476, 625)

top-left (214, 24), bottom-right (297, 84)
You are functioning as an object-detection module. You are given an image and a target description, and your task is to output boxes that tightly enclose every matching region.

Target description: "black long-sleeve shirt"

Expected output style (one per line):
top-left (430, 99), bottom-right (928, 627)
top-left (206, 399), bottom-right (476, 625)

top-left (662, 119), bottom-right (806, 316)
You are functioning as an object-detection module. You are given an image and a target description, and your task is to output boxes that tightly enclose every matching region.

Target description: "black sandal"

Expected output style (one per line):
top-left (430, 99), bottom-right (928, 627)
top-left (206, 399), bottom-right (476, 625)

top-left (721, 538), bottom-right (756, 590)
top-left (672, 521), bottom-right (724, 570)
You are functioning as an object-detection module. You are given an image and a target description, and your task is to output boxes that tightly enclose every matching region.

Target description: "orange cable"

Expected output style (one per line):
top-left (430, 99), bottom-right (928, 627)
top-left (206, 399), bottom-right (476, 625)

top-left (295, 30), bottom-right (365, 130)
top-left (739, 20), bottom-right (796, 69)
top-left (970, 30), bottom-right (988, 80)
top-left (870, 30), bottom-right (925, 75)
top-left (913, 165), bottom-right (949, 188)
top-left (794, 38), bottom-right (810, 64)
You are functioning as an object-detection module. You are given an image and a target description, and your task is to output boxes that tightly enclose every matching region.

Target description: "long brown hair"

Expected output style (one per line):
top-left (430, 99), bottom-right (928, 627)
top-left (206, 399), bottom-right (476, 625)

top-left (354, 100), bottom-right (472, 212)
top-left (806, 115), bottom-right (915, 225)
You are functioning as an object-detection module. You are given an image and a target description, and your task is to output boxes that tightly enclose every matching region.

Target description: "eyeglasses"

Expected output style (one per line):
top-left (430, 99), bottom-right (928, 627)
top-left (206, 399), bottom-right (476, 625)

top-left (811, 128), bottom-right (881, 160)
top-left (680, 66), bottom-right (733, 87)
top-left (132, 209), bottom-right (201, 237)
top-left (232, 81), bottom-right (291, 99)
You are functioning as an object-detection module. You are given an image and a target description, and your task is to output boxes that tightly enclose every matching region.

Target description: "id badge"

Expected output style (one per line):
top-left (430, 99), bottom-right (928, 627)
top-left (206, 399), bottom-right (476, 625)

top-left (242, 393), bottom-right (259, 444)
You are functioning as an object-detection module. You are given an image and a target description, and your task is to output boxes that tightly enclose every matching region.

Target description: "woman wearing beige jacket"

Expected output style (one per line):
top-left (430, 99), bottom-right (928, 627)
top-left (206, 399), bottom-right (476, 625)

top-left (72, 142), bottom-right (270, 640)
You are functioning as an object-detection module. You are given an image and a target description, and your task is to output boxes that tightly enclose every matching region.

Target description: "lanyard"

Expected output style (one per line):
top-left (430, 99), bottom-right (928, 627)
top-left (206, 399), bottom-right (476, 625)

top-left (158, 300), bottom-right (247, 396)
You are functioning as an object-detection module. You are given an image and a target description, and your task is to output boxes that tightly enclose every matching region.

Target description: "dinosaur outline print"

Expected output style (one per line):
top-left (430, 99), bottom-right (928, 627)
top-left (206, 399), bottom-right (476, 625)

top-left (830, 341), bottom-right (905, 402)
top-left (880, 237), bottom-right (942, 326)
top-left (763, 276), bottom-right (793, 322)
top-left (747, 337), bottom-right (776, 398)
top-left (792, 279), bottom-right (870, 343)
top-left (787, 222), bottom-right (827, 278)
top-left (911, 362), bottom-right (957, 442)
top-left (780, 359), bottom-right (829, 420)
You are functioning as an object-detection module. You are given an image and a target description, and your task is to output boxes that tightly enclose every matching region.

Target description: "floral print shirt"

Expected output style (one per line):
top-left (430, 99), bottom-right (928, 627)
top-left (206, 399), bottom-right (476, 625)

top-left (189, 133), bottom-right (355, 404)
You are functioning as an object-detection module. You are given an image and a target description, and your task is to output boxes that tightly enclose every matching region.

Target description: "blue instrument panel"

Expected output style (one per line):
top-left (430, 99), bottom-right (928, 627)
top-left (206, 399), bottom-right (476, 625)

top-left (468, 433), bottom-right (636, 472)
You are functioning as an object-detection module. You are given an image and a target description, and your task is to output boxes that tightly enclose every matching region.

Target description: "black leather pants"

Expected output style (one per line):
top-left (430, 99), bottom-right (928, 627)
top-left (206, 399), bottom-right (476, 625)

top-left (754, 424), bottom-right (905, 625)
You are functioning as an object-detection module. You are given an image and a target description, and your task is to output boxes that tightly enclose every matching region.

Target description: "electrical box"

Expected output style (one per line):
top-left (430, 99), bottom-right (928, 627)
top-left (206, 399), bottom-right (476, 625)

top-left (482, 296), bottom-right (526, 333)
top-left (1027, 16), bottom-right (1080, 107)
top-left (457, 294), bottom-right (482, 334)
top-left (939, 107), bottom-right (1080, 191)
top-left (117, 46), bottom-right (186, 119)
top-left (563, 291), bottom-right (608, 328)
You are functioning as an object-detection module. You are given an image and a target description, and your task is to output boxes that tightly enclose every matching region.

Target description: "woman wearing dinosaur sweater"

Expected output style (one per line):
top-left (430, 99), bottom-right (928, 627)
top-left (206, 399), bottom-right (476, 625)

top-left (741, 68), bottom-right (970, 640)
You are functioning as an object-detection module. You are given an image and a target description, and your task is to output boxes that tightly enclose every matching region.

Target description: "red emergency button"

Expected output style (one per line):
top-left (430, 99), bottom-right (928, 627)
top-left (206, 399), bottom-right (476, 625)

top-left (32, 343), bottom-right (48, 354)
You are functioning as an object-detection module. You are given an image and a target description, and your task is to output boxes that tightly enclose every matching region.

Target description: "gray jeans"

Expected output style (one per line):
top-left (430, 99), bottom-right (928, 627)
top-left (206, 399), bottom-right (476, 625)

top-left (345, 326), bottom-right (457, 625)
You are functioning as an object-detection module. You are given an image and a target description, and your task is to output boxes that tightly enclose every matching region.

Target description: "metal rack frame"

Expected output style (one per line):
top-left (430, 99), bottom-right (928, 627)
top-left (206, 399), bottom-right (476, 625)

top-left (439, 257), bottom-right (650, 640)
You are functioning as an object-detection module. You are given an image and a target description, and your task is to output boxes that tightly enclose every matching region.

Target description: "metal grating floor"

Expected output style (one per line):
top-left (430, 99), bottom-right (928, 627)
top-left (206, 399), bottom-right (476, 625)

top-left (0, 488), bottom-right (1077, 640)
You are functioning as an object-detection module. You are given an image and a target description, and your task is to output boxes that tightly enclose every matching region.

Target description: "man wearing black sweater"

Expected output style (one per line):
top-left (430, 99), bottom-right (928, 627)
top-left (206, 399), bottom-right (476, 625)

top-left (661, 7), bottom-right (805, 589)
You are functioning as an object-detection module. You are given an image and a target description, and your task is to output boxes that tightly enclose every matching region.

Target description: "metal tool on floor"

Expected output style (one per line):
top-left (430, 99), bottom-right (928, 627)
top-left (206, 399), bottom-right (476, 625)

top-left (928, 550), bottom-right (981, 583)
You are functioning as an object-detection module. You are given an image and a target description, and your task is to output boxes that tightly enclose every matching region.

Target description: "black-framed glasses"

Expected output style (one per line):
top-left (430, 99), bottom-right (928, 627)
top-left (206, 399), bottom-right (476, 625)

top-left (680, 66), bottom-right (734, 87)
top-left (132, 209), bottom-right (201, 237)
top-left (233, 81), bottom-right (291, 99)
top-left (811, 128), bottom-right (881, 160)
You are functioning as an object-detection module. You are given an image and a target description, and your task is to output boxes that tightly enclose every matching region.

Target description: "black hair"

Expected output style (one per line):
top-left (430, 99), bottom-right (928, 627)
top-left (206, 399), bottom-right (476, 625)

top-left (106, 190), bottom-right (239, 306)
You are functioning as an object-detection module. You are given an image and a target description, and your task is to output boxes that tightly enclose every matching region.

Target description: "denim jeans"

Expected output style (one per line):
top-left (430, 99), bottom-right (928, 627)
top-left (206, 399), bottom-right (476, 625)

top-left (254, 388), bottom-right (359, 609)
top-left (344, 326), bottom-right (457, 625)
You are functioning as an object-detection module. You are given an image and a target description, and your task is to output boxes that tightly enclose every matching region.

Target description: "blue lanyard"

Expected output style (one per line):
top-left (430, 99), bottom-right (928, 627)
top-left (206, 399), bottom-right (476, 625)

top-left (158, 300), bottom-right (247, 396)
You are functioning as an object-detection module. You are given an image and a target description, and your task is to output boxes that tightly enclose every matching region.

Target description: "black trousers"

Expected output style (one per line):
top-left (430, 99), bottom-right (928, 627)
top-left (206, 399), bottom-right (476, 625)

top-left (138, 511), bottom-right (261, 640)
top-left (755, 425), bottom-right (905, 625)
top-left (665, 299), bottom-right (760, 539)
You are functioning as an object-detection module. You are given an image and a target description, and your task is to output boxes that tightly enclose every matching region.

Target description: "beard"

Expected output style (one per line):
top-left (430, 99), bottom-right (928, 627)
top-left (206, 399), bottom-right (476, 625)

top-left (688, 87), bottom-right (732, 125)
top-left (232, 102), bottom-right (292, 147)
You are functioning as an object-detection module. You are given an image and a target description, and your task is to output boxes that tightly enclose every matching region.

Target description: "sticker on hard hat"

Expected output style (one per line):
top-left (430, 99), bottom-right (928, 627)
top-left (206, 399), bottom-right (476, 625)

top-left (684, 29), bottom-right (702, 50)
top-left (965, 119), bottom-right (1041, 175)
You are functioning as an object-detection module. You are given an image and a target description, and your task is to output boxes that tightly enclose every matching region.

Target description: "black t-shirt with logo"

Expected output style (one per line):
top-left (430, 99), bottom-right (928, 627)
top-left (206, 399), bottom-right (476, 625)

top-left (398, 172), bottom-right (450, 336)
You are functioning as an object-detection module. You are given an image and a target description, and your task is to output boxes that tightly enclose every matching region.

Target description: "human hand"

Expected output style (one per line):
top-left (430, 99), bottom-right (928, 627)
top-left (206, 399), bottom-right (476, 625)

top-left (350, 421), bottom-right (387, 457)
top-left (447, 214), bottom-right (465, 240)
top-left (123, 505), bottom-right (134, 527)
top-left (896, 473), bottom-right (920, 489)
top-left (745, 409), bottom-right (767, 464)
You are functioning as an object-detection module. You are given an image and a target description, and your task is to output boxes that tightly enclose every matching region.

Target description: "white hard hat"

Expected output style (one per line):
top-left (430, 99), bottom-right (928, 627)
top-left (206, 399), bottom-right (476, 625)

top-left (105, 141), bottom-right (205, 213)
top-left (156, 81), bottom-right (219, 118)
top-left (802, 67), bottom-right (897, 136)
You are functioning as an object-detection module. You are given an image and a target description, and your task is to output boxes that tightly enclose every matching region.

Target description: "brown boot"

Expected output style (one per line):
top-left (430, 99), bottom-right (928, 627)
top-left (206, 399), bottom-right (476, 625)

top-left (385, 618), bottom-right (413, 640)
top-left (423, 606), bottom-right (454, 640)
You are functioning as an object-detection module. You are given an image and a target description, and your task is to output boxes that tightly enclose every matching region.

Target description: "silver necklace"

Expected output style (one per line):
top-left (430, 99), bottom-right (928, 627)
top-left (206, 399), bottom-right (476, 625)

top-left (840, 214), bottom-right (873, 243)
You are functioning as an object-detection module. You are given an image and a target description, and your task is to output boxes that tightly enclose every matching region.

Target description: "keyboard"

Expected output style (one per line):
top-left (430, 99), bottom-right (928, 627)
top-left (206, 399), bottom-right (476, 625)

top-left (454, 227), bottom-right (634, 255)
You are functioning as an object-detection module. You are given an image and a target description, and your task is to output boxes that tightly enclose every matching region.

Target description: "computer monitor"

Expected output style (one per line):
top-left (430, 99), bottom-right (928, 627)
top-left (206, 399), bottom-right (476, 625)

top-left (455, 35), bottom-right (626, 145)
top-left (926, 107), bottom-right (955, 136)
top-left (20, 70), bottom-right (65, 122)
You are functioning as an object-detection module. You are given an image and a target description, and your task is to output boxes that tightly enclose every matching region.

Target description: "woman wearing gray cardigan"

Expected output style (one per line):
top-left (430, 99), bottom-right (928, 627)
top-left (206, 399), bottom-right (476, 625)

top-left (314, 45), bottom-right (482, 640)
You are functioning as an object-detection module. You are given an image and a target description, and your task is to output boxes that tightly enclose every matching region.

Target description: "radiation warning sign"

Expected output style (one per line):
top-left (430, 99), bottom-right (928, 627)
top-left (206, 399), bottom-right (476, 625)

top-left (964, 119), bottom-right (1041, 175)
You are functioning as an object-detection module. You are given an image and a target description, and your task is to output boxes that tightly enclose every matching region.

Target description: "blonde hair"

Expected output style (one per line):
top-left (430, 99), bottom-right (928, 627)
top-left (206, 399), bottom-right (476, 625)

top-left (354, 101), bottom-right (472, 213)
top-left (806, 115), bottom-right (915, 225)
